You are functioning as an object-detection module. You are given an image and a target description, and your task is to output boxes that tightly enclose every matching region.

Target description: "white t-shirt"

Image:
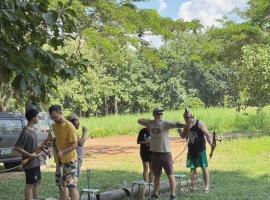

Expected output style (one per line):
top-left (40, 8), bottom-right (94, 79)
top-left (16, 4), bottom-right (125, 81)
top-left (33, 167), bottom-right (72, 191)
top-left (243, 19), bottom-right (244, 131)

top-left (146, 120), bottom-right (179, 152)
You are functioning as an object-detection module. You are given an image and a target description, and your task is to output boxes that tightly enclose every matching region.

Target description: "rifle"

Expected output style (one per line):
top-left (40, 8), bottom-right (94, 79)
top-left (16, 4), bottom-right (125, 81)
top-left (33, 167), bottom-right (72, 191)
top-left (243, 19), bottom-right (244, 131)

top-left (21, 139), bottom-right (48, 166)
top-left (55, 141), bottom-right (64, 190)
top-left (209, 131), bottom-right (223, 159)
top-left (48, 124), bottom-right (65, 190)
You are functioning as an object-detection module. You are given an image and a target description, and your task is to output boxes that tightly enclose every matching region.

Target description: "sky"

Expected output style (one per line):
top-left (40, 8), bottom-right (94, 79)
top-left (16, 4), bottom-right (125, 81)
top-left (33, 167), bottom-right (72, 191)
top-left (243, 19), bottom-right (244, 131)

top-left (136, 0), bottom-right (248, 28)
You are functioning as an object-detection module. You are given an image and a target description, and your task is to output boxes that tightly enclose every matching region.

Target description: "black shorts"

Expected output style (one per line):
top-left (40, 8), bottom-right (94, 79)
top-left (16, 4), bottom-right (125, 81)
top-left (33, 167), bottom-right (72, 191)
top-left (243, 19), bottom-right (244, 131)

top-left (140, 151), bottom-right (152, 162)
top-left (24, 166), bottom-right (41, 184)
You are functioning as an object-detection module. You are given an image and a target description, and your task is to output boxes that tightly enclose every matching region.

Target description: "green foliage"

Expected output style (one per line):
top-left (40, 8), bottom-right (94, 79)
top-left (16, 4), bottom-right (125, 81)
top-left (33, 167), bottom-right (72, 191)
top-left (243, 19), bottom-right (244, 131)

top-left (184, 62), bottom-right (229, 107)
top-left (206, 22), bottom-right (263, 64)
top-left (2, 0), bottom-right (270, 113)
top-left (0, 0), bottom-right (87, 110)
top-left (246, 0), bottom-right (270, 30)
top-left (179, 96), bottom-right (204, 109)
top-left (235, 44), bottom-right (270, 107)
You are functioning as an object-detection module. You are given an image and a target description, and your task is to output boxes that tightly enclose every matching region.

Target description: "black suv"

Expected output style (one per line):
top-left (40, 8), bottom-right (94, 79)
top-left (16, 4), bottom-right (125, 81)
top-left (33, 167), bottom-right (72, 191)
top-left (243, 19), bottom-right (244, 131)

top-left (0, 112), bottom-right (50, 169)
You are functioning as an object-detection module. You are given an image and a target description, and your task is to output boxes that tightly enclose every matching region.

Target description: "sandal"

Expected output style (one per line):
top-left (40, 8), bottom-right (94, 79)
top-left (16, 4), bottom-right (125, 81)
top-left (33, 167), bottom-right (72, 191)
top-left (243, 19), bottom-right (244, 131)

top-left (204, 189), bottom-right (210, 193)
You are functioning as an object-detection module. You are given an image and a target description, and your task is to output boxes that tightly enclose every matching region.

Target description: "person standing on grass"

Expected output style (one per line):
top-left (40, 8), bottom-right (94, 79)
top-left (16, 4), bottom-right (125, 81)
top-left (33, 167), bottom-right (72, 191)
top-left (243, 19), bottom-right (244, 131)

top-left (15, 109), bottom-right (41, 200)
top-left (178, 109), bottom-right (213, 193)
top-left (49, 105), bottom-right (79, 200)
top-left (68, 114), bottom-right (88, 178)
top-left (137, 127), bottom-right (153, 183)
top-left (138, 107), bottom-right (186, 200)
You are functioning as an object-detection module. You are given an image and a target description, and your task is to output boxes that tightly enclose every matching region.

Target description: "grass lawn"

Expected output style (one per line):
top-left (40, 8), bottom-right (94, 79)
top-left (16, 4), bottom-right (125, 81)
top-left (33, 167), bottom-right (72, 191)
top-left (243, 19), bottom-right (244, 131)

top-left (0, 136), bottom-right (269, 200)
top-left (80, 107), bottom-right (270, 137)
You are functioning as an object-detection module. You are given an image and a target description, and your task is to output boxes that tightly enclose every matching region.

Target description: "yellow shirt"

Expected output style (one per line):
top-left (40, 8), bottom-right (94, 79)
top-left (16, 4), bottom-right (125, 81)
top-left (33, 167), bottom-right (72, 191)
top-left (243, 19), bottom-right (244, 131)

top-left (52, 120), bottom-right (77, 163)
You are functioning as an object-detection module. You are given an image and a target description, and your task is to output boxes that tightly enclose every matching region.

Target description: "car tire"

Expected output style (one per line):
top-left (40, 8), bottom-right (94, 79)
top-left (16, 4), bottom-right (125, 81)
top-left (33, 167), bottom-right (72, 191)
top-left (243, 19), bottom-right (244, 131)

top-left (3, 162), bottom-right (21, 169)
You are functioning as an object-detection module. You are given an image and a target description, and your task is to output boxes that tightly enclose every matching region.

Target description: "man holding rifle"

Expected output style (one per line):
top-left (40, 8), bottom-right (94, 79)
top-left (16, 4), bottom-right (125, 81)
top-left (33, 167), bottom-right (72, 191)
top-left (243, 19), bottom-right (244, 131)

top-left (15, 109), bottom-right (41, 200)
top-left (49, 105), bottom-right (79, 200)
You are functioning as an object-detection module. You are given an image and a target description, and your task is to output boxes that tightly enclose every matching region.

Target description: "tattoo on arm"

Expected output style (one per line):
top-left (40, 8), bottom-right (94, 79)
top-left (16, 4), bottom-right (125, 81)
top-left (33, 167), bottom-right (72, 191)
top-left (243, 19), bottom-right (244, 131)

top-left (176, 122), bottom-right (185, 128)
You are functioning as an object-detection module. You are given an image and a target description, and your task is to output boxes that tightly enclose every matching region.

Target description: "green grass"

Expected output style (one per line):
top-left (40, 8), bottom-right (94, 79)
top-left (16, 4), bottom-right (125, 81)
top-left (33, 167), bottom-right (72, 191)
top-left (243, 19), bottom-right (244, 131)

top-left (0, 136), bottom-right (269, 200)
top-left (80, 107), bottom-right (270, 137)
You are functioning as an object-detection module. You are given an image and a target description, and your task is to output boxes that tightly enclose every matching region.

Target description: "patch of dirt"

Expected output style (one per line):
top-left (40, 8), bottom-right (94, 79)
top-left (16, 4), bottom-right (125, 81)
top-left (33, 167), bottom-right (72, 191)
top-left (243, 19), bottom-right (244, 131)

top-left (0, 135), bottom-right (188, 178)
top-left (84, 135), bottom-right (187, 156)
top-left (83, 135), bottom-right (188, 169)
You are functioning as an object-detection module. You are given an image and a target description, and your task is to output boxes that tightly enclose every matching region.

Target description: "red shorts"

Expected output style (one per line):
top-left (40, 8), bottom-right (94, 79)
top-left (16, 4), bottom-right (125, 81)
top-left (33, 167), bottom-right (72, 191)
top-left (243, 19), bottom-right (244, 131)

top-left (151, 152), bottom-right (173, 176)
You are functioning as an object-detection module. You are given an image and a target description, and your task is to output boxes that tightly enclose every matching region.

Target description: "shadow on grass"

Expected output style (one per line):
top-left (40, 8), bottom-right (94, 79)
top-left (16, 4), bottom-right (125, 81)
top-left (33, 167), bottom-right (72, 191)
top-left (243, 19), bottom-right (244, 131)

top-left (0, 168), bottom-right (269, 200)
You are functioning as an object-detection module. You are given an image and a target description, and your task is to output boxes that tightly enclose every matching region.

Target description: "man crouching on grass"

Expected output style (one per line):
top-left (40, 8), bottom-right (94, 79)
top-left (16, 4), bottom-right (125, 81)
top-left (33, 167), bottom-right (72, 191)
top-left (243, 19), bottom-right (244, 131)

top-left (15, 109), bottom-right (41, 200)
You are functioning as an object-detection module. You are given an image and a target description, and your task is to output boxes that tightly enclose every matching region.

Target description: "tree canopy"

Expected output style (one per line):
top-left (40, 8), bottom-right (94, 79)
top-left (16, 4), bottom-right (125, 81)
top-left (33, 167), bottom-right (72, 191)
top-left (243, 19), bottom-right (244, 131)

top-left (1, 0), bottom-right (270, 114)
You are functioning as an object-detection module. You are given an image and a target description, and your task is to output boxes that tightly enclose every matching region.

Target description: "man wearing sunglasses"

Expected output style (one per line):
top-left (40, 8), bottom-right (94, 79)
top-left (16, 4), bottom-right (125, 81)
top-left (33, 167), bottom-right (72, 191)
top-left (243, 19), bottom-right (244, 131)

top-left (178, 109), bottom-right (213, 193)
top-left (48, 105), bottom-right (79, 200)
top-left (138, 107), bottom-right (185, 200)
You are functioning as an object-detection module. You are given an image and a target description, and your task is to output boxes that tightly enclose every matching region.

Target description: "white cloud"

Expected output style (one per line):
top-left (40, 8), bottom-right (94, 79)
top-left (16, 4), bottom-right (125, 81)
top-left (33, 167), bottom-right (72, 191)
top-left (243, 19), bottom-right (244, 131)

top-left (178, 0), bottom-right (247, 27)
top-left (158, 0), bottom-right (167, 13)
top-left (142, 32), bottom-right (163, 48)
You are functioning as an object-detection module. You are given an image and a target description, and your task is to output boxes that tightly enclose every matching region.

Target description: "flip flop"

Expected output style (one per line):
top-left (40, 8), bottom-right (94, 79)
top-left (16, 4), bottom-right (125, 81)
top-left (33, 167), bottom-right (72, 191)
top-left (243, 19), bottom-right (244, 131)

top-left (204, 189), bottom-right (210, 193)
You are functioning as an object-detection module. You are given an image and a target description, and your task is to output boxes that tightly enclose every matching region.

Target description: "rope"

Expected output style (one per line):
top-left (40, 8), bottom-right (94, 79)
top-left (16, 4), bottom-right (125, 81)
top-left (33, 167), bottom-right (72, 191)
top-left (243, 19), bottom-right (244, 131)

top-left (173, 140), bottom-right (188, 164)
top-left (0, 164), bottom-right (22, 173)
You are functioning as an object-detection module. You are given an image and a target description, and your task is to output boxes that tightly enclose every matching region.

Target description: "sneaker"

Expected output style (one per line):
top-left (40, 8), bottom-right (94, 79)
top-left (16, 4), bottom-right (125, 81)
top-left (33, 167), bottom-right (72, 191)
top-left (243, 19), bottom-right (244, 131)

top-left (170, 195), bottom-right (177, 200)
top-left (151, 193), bottom-right (159, 200)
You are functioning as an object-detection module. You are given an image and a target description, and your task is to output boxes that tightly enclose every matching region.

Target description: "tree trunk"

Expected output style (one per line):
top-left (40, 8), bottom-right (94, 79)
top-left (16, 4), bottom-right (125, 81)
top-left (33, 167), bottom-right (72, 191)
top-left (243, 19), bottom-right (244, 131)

top-left (0, 96), bottom-right (6, 112)
top-left (80, 179), bottom-right (196, 200)
top-left (104, 98), bottom-right (108, 116)
top-left (114, 97), bottom-right (118, 115)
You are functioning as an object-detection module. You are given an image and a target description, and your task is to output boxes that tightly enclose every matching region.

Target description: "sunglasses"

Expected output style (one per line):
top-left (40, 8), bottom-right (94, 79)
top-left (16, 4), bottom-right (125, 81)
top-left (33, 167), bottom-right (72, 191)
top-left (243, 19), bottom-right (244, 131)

top-left (184, 116), bottom-right (194, 119)
top-left (155, 113), bottom-right (163, 116)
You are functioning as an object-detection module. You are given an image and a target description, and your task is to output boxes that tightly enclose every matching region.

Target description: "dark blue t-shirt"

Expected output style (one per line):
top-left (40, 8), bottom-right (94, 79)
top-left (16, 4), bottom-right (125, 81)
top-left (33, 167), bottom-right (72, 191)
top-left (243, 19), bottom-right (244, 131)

top-left (137, 128), bottom-right (150, 153)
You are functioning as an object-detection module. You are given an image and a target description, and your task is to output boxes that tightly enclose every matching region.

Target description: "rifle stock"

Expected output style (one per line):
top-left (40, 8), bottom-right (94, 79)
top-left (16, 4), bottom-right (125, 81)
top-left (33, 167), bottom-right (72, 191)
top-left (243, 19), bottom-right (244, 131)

top-left (20, 140), bottom-right (47, 167)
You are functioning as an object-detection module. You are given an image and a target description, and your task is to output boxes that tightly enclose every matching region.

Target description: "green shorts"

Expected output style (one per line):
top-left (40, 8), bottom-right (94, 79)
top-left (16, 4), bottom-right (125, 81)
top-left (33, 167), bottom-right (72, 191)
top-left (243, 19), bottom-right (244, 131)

top-left (186, 150), bottom-right (208, 169)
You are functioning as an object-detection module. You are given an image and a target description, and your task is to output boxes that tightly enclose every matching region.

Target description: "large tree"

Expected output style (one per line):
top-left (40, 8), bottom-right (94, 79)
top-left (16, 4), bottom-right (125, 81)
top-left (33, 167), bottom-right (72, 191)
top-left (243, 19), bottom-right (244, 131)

top-left (1, 0), bottom-right (183, 111)
top-left (0, 0), bottom-right (83, 110)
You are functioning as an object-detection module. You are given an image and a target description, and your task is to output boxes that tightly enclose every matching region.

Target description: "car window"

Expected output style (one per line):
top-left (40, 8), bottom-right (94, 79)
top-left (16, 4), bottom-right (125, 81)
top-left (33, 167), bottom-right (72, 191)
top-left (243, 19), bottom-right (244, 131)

top-left (0, 119), bottom-right (23, 134)
top-left (34, 119), bottom-right (49, 130)
top-left (33, 113), bottom-right (52, 133)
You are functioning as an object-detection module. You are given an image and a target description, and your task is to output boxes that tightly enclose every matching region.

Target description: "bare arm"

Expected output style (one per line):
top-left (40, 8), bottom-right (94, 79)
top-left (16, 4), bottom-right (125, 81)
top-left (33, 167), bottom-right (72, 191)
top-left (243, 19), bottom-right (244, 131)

top-left (138, 118), bottom-right (151, 126)
top-left (58, 142), bottom-right (78, 158)
top-left (165, 121), bottom-right (186, 129)
top-left (78, 126), bottom-right (87, 146)
top-left (14, 146), bottom-right (39, 158)
top-left (177, 126), bottom-right (189, 139)
top-left (198, 121), bottom-right (212, 145)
